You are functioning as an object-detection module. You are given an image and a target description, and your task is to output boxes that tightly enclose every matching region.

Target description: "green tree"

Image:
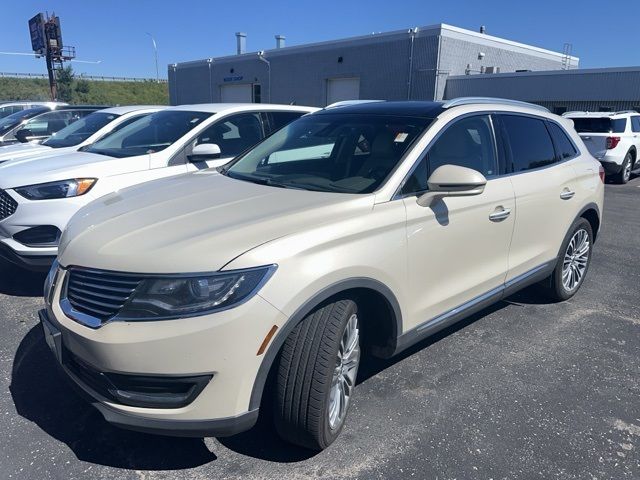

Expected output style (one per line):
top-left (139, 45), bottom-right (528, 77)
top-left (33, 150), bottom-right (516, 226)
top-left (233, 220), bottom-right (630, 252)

top-left (56, 66), bottom-right (75, 102)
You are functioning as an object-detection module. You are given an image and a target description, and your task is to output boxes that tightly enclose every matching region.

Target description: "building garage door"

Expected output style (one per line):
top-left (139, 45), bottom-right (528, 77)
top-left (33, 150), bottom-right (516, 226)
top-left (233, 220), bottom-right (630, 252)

top-left (326, 77), bottom-right (360, 105)
top-left (220, 84), bottom-right (253, 103)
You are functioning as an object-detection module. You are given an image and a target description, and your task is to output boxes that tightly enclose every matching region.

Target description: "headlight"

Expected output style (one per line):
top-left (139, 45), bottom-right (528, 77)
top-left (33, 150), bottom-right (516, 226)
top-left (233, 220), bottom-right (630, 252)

top-left (117, 265), bottom-right (276, 320)
top-left (14, 178), bottom-right (97, 200)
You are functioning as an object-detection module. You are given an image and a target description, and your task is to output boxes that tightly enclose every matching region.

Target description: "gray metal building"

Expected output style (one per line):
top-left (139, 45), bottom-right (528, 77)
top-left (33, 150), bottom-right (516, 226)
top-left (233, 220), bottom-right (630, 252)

top-left (169, 24), bottom-right (577, 106)
top-left (444, 66), bottom-right (640, 114)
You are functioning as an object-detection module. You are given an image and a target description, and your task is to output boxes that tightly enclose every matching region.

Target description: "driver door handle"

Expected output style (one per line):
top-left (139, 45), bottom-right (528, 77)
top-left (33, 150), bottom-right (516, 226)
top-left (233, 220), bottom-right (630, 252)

top-left (489, 206), bottom-right (511, 222)
top-left (560, 189), bottom-right (575, 200)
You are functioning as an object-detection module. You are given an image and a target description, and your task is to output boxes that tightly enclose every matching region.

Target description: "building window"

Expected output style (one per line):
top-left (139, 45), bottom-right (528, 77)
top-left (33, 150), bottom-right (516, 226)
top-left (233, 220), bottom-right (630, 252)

top-left (253, 84), bottom-right (262, 104)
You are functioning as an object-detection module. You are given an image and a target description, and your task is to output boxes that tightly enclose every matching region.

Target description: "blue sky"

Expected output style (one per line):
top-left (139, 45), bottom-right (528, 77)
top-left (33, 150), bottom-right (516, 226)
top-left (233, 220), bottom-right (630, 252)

top-left (1, 0), bottom-right (639, 78)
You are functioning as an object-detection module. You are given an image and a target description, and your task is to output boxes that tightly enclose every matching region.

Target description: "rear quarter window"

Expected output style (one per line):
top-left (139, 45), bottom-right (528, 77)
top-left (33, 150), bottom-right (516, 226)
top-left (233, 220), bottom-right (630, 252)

top-left (548, 122), bottom-right (578, 160)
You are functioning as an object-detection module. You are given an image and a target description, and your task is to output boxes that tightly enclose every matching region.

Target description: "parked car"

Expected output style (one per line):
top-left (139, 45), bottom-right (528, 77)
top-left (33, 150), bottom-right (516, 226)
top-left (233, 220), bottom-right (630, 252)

top-left (0, 105), bottom-right (166, 166)
top-left (0, 105), bottom-right (106, 147)
top-left (564, 110), bottom-right (640, 183)
top-left (40, 98), bottom-right (604, 450)
top-left (0, 103), bottom-right (316, 269)
top-left (0, 101), bottom-right (66, 119)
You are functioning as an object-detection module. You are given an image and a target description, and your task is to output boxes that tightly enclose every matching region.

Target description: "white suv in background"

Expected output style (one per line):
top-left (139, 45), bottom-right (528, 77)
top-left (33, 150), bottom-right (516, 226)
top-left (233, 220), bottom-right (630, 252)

top-left (0, 106), bottom-right (165, 165)
top-left (41, 98), bottom-right (604, 450)
top-left (0, 103), bottom-right (315, 270)
top-left (564, 110), bottom-right (640, 183)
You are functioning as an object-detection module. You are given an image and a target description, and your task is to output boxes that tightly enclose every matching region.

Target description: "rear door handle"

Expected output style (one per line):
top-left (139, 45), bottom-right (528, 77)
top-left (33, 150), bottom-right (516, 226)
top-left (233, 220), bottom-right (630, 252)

top-left (560, 189), bottom-right (575, 200)
top-left (489, 206), bottom-right (511, 222)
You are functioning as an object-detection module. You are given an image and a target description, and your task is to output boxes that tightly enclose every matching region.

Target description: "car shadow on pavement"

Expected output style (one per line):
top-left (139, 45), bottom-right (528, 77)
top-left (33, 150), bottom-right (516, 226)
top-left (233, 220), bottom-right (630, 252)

top-left (10, 325), bottom-right (217, 471)
top-left (9, 285), bottom-right (555, 467)
top-left (0, 261), bottom-right (47, 297)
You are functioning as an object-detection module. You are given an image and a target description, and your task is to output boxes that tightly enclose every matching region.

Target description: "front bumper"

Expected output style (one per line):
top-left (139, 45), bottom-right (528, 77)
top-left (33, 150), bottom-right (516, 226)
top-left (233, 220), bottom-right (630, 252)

top-left (0, 241), bottom-right (55, 270)
top-left (0, 188), bottom-right (92, 268)
top-left (41, 268), bottom-right (288, 437)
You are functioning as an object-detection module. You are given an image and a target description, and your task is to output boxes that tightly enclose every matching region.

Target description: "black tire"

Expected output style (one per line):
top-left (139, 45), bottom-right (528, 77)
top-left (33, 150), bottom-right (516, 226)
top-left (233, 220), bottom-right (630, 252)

top-left (614, 152), bottom-right (633, 184)
top-left (541, 217), bottom-right (593, 302)
top-left (273, 298), bottom-right (359, 450)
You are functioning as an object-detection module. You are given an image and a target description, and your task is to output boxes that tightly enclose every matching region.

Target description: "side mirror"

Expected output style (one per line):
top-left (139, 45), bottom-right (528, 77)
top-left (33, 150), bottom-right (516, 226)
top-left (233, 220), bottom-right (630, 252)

top-left (15, 129), bottom-right (33, 143)
top-left (188, 143), bottom-right (221, 162)
top-left (417, 165), bottom-right (487, 207)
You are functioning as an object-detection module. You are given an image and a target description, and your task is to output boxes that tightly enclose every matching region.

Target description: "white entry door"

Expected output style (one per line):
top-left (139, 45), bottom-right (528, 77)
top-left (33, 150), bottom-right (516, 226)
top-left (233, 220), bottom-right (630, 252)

top-left (326, 77), bottom-right (360, 105)
top-left (220, 84), bottom-right (253, 103)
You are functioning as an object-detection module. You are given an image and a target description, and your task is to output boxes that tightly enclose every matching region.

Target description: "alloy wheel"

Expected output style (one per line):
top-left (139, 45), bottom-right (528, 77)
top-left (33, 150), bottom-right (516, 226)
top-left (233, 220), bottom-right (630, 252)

top-left (328, 313), bottom-right (360, 431)
top-left (623, 154), bottom-right (632, 182)
top-left (562, 228), bottom-right (590, 292)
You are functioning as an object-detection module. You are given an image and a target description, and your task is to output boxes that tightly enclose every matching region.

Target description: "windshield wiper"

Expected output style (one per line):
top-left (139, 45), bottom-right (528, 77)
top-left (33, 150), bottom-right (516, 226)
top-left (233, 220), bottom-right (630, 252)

top-left (226, 172), bottom-right (304, 190)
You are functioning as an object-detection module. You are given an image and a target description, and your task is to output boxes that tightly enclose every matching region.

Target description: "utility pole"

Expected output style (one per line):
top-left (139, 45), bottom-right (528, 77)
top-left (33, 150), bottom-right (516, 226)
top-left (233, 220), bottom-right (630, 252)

top-left (146, 33), bottom-right (159, 82)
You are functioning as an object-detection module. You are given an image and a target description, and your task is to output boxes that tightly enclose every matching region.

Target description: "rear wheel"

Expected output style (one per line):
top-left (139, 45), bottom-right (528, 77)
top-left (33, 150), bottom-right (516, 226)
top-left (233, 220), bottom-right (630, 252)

top-left (273, 299), bottom-right (360, 450)
top-left (614, 152), bottom-right (633, 184)
top-left (542, 218), bottom-right (593, 301)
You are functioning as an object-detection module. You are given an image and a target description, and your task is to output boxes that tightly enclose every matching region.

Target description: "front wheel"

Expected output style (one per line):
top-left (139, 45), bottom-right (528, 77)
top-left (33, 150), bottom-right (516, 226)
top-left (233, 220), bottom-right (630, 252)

top-left (542, 218), bottom-right (593, 301)
top-left (273, 299), bottom-right (361, 450)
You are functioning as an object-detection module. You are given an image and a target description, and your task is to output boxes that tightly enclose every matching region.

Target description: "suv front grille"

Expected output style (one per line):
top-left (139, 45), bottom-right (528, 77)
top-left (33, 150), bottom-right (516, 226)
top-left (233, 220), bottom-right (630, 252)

top-left (0, 190), bottom-right (18, 221)
top-left (65, 268), bottom-right (142, 321)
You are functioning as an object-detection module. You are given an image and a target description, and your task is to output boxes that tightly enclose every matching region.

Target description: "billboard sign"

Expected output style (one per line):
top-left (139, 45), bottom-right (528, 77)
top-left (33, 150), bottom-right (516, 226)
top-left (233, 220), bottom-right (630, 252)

top-left (28, 13), bottom-right (46, 55)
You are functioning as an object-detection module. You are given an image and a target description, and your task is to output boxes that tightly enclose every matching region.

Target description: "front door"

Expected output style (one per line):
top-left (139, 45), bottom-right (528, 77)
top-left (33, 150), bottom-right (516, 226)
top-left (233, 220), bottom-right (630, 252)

top-left (400, 114), bottom-right (515, 331)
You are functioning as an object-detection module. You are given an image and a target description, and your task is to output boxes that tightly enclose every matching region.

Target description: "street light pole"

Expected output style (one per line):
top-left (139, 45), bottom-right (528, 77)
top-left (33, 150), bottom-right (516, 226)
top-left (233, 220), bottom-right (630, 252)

top-left (146, 32), bottom-right (159, 82)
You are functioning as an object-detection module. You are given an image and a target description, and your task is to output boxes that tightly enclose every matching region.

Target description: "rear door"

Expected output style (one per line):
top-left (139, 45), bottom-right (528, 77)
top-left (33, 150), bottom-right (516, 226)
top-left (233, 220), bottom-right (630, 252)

top-left (498, 114), bottom-right (579, 282)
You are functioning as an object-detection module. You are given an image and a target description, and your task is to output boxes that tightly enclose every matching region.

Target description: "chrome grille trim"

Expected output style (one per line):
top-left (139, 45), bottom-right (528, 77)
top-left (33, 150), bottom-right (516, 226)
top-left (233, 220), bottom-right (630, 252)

top-left (0, 189), bottom-right (18, 221)
top-left (63, 268), bottom-right (142, 325)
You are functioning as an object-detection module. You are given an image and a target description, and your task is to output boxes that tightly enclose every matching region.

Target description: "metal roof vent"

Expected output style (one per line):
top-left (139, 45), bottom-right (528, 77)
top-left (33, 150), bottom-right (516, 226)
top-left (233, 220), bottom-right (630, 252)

top-left (275, 35), bottom-right (285, 49)
top-left (236, 32), bottom-right (246, 55)
top-left (479, 25), bottom-right (486, 34)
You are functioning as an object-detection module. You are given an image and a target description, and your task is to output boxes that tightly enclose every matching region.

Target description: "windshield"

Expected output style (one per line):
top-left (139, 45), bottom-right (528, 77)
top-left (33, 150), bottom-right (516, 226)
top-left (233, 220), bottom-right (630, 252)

top-left (224, 113), bottom-right (431, 193)
top-left (0, 107), bottom-right (47, 135)
top-left (572, 117), bottom-right (627, 133)
top-left (84, 110), bottom-right (212, 158)
top-left (43, 111), bottom-right (120, 148)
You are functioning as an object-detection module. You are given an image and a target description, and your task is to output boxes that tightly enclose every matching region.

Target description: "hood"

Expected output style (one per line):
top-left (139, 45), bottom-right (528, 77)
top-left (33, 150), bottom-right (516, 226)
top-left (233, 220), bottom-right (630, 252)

top-left (0, 144), bottom-right (72, 165)
top-left (59, 171), bottom-right (374, 273)
top-left (0, 151), bottom-right (147, 189)
top-left (0, 142), bottom-right (49, 159)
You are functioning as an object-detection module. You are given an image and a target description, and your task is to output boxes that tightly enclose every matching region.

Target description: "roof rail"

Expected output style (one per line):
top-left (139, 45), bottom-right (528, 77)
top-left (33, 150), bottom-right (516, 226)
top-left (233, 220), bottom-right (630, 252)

top-left (324, 100), bottom-right (384, 109)
top-left (614, 110), bottom-right (638, 115)
top-left (442, 97), bottom-right (550, 113)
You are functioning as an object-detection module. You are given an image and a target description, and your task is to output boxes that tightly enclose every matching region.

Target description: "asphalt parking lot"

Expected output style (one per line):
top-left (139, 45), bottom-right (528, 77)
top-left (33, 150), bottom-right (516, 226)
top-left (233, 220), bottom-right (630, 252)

top-left (1, 177), bottom-right (638, 480)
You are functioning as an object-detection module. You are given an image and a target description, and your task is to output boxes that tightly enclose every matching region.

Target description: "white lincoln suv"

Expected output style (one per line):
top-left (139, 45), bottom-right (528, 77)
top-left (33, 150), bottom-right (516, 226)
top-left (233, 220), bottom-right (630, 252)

top-left (41, 98), bottom-right (604, 450)
top-left (0, 103), bottom-right (315, 270)
top-left (564, 110), bottom-right (640, 183)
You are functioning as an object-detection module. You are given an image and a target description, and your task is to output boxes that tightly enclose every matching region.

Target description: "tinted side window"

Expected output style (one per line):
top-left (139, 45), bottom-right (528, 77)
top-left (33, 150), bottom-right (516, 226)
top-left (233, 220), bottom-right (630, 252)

top-left (501, 115), bottom-right (556, 172)
top-left (196, 113), bottom-right (264, 157)
top-left (547, 122), bottom-right (578, 160)
top-left (631, 116), bottom-right (640, 133)
top-left (268, 111), bottom-right (305, 133)
top-left (402, 115), bottom-right (497, 194)
top-left (24, 110), bottom-right (75, 136)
